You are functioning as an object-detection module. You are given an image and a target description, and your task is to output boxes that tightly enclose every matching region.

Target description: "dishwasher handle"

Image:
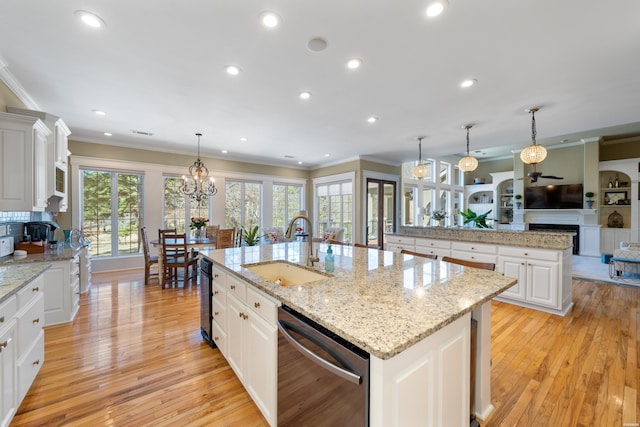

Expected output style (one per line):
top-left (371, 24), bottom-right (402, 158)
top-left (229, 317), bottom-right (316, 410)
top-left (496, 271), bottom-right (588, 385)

top-left (277, 320), bottom-right (362, 385)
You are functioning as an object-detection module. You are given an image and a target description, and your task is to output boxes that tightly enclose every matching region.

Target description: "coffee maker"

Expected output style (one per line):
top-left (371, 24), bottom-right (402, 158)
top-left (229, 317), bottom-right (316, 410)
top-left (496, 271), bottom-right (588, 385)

top-left (24, 221), bottom-right (58, 242)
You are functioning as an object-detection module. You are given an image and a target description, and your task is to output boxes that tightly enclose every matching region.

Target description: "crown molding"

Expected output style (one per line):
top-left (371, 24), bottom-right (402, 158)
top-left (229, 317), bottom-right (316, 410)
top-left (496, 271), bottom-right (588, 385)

top-left (0, 56), bottom-right (40, 110)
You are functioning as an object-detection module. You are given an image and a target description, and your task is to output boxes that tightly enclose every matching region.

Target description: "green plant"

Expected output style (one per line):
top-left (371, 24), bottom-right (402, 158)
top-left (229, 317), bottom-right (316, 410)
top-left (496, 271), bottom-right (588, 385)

top-left (460, 208), bottom-right (493, 229)
top-left (585, 191), bottom-right (594, 199)
top-left (514, 194), bottom-right (522, 200)
top-left (241, 225), bottom-right (264, 246)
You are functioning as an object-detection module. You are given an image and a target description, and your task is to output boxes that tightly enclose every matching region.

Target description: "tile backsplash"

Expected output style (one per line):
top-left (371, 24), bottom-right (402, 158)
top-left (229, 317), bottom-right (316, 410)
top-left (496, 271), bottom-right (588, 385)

top-left (0, 211), bottom-right (58, 241)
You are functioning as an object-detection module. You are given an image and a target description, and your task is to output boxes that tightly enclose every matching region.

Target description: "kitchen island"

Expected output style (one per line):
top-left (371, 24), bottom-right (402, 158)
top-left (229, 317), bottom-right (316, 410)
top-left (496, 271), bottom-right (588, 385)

top-left (201, 242), bottom-right (516, 426)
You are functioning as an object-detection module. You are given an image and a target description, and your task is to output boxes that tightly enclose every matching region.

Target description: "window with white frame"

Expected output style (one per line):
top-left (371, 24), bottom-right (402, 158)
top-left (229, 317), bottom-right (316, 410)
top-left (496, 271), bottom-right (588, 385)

top-left (81, 169), bottom-right (144, 257)
top-left (162, 176), bottom-right (210, 233)
top-left (225, 180), bottom-right (262, 228)
top-left (315, 179), bottom-right (353, 242)
top-left (273, 183), bottom-right (303, 228)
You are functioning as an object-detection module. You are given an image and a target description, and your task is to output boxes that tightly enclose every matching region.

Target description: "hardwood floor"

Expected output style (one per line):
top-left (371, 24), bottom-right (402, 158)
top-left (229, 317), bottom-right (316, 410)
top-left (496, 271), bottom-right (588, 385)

top-left (11, 271), bottom-right (640, 426)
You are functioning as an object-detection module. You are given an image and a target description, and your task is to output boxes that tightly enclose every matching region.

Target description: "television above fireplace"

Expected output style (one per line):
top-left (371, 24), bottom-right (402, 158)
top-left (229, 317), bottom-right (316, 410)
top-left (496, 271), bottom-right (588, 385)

top-left (525, 183), bottom-right (583, 209)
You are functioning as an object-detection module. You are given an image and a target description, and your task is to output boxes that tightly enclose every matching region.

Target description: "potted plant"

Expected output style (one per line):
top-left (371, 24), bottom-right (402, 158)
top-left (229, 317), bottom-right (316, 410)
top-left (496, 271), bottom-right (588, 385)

top-left (241, 225), bottom-right (264, 246)
top-left (460, 208), bottom-right (493, 228)
top-left (190, 217), bottom-right (209, 239)
top-left (585, 192), bottom-right (595, 209)
top-left (514, 194), bottom-right (522, 209)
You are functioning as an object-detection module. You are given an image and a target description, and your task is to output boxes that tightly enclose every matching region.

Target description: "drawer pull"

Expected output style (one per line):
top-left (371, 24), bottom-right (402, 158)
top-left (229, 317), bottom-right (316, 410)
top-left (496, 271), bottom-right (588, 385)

top-left (524, 252), bottom-right (528, 256)
top-left (239, 312), bottom-right (243, 318)
top-left (254, 302), bottom-right (260, 309)
top-left (214, 336), bottom-right (219, 341)
top-left (32, 360), bottom-right (40, 366)
top-left (0, 340), bottom-right (8, 350)
top-left (214, 290), bottom-right (219, 295)
top-left (0, 316), bottom-right (4, 323)
top-left (243, 313), bottom-right (248, 320)
top-left (230, 285), bottom-right (236, 290)
top-left (214, 274), bottom-right (219, 278)
top-left (32, 287), bottom-right (39, 292)
top-left (33, 318), bottom-right (40, 324)
top-left (214, 311), bottom-right (219, 316)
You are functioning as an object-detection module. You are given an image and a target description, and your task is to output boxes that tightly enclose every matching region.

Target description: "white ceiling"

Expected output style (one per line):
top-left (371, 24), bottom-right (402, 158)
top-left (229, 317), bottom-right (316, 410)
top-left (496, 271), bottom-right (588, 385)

top-left (1, 0), bottom-right (639, 169)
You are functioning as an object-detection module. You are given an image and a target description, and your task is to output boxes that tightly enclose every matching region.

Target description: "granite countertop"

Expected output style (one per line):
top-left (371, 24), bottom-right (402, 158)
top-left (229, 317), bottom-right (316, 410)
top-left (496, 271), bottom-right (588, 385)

top-left (201, 242), bottom-right (516, 360)
top-left (0, 243), bottom-right (81, 266)
top-left (0, 263), bottom-right (51, 303)
top-left (390, 226), bottom-right (574, 250)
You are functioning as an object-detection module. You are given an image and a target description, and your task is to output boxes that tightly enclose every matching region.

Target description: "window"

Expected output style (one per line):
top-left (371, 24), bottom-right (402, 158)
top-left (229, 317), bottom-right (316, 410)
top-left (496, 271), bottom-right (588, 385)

top-left (225, 180), bottom-right (262, 228)
top-left (316, 180), bottom-right (353, 242)
top-left (273, 183), bottom-right (303, 228)
top-left (162, 176), bottom-right (210, 233)
top-left (81, 169), bottom-right (144, 257)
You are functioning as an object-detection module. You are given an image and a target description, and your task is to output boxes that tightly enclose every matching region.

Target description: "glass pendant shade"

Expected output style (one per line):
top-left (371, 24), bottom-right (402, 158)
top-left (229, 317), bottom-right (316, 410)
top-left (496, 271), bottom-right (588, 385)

top-left (457, 124), bottom-right (478, 172)
top-left (520, 107), bottom-right (547, 165)
top-left (413, 137), bottom-right (428, 179)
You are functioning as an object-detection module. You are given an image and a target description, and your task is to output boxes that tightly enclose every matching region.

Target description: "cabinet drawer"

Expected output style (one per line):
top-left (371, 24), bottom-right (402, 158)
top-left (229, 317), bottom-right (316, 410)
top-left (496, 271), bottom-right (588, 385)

top-left (387, 243), bottom-right (415, 253)
top-left (212, 297), bottom-right (227, 331)
top-left (212, 282), bottom-right (226, 305)
top-left (414, 238), bottom-right (451, 250)
top-left (227, 275), bottom-right (247, 302)
top-left (16, 293), bottom-right (44, 357)
top-left (0, 296), bottom-right (17, 326)
top-left (498, 246), bottom-right (559, 262)
top-left (211, 265), bottom-right (226, 289)
top-left (450, 250), bottom-right (497, 264)
top-left (17, 330), bottom-right (44, 402)
top-left (247, 287), bottom-right (279, 325)
top-left (451, 241), bottom-right (497, 254)
top-left (17, 277), bottom-right (43, 308)
top-left (387, 236), bottom-right (415, 246)
top-left (212, 320), bottom-right (227, 356)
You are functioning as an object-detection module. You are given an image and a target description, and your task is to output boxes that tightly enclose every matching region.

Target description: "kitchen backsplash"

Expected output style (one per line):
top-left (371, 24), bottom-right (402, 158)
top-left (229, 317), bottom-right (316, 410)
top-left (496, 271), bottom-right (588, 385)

top-left (0, 211), bottom-right (58, 241)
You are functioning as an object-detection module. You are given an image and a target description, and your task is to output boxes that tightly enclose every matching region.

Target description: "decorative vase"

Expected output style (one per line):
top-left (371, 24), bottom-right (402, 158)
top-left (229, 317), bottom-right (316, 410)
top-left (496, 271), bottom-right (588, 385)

top-left (586, 200), bottom-right (594, 209)
top-left (515, 202), bottom-right (522, 209)
top-left (194, 228), bottom-right (204, 239)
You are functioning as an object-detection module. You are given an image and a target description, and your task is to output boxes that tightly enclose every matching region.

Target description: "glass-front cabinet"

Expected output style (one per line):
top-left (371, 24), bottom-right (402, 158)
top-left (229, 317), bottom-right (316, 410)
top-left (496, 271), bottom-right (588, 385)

top-left (497, 179), bottom-right (514, 225)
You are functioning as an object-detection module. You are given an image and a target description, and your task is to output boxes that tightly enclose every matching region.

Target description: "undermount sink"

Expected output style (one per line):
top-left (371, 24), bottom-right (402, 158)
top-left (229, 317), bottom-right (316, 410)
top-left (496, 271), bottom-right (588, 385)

top-left (243, 261), bottom-right (330, 286)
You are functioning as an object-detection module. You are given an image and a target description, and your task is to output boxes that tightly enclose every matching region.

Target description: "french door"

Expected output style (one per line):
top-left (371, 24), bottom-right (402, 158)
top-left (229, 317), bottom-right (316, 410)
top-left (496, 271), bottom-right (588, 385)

top-left (366, 179), bottom-right (396, 247)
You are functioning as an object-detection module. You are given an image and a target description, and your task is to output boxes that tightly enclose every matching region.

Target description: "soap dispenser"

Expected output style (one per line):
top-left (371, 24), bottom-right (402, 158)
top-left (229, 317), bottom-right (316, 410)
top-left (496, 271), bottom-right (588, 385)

top-left (325, 245), bottom-right (335, 273)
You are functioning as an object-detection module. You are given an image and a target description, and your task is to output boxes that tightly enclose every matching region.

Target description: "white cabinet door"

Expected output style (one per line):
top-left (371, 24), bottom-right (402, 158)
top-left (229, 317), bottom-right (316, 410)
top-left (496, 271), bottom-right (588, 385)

top-left (245, 311), bottom-right (277, 426)
top-left (0, 320), bottom-right (16, 427)
top-left (226, 294), bottom-right (245, 381)
top-left (600, 228), bottom-right (632, 254)
top-left (526, 260), bottom-right (559, 309)
top-left (498, 256), bottom-right (527, 301)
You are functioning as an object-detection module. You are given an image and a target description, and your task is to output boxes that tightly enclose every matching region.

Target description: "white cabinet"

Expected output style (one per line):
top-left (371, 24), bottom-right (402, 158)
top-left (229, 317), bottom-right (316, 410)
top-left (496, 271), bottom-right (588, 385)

top-left (0, 113), bottom-right (51, 211)
top-left (213, 267), bottom-right (279, 426)
top-left (497, 246), bottom-right (571, 314)
top-left (42, 255), bottom-right (80, 326)
top-left (6, 107), bottom-right (71, 212)
top-left (450, 241), bottom-right (498, 264)
top-left (385, 235), bottom-right (415, 252)
top-left (414, 237), bottom-right (451, 258)
top-left (600, 228), bottom-right (632, 254)
top-left (0, 297), bottom-right (17, 427)
top-left (79, 246), bottom-right (92, 293)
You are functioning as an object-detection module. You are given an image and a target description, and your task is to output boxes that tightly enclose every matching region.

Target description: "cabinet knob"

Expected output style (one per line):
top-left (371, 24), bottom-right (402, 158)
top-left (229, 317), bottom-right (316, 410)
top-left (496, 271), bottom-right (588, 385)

top-left (254, 302), bottom-right (260, 309)
top-left (33, 360), bottom-right (40, 366)
top-left (214, 336), bottom-right (219, 341)
top-left (33, 318), bottom-right (40, 324)
top-left (0, 340), bottom-right (8, 350)
top-left (524, 252), bottom-right (528, 256)
top-left (32, 287), bottom-right (39, 292)
top-left (471, 247), bottom-right (475, 250)
top-left (214, 311), bottom-right (219, 316)
top-left (214, 274), bottom-right (219, 278)
top-left (244, 313), bottom-right (248, 320)
top-left (230, 285), bottom-right (236, 290)
top-left (214, 290), bottom-right (219, 295)
top-left (521, 262), bottom-right (525, 266)
top-left (239, 312), bottom-right (243, 318)
top-left (471, 256), bottom-right (475, 259)
top-left (0, 316), bottom-right (4, 323)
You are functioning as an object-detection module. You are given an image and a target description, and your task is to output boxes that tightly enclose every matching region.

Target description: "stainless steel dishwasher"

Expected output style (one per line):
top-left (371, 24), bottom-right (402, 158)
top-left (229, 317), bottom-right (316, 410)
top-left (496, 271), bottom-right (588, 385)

top-left (277, 305), bottom-right (369, 426)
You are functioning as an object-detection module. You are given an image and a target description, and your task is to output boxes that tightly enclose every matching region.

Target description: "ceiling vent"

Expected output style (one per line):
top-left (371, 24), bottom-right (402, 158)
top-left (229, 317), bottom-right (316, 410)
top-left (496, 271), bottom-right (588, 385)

top-left (130, 129), bottom-right (154, 136)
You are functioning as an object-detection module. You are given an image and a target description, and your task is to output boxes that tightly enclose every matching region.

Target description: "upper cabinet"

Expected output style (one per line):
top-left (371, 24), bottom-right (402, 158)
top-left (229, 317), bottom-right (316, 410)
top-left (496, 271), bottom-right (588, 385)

top-left (0, 112), bottom-right (51, 211)
top-left (6, 107), bottom-right (71, 212)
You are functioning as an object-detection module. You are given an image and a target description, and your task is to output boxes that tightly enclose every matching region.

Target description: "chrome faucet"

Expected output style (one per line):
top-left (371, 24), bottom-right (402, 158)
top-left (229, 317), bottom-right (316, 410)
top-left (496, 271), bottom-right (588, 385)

top-left (285, 211), bottom-right (320, 267)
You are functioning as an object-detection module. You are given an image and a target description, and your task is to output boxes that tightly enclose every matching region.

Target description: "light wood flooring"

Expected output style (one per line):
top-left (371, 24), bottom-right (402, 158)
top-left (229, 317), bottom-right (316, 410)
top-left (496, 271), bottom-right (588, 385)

top-left (11, 271), bottom-right (640, 426)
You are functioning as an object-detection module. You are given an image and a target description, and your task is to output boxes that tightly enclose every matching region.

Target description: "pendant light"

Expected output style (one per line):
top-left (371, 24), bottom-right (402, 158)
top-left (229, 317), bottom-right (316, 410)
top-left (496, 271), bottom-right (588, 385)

top-left (413, 136), bottom-right (428, 179)
top-left (181, 133), bottom-right (217, 203)
top-left (520, 107), bottom-right (547, 165)
top-left (458, 124), bottom-right (478, 172)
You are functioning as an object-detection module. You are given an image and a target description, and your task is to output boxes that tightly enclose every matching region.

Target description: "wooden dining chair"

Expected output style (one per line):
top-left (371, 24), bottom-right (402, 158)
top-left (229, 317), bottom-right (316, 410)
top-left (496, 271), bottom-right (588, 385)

top-left (217, 228), bottom-right (236, 249)
top-left (205, 225), bottom-right (220, 242)
top-left (161, 233), bottom-right (198, 288)
top-left (441, 256), bottom-right (495, 271)
top-left (400, 249), bottom-right (437, 259)
top-left (140, 226), bottom-right (159, 284)
top-left (328, 239), bottom-right (349, 246)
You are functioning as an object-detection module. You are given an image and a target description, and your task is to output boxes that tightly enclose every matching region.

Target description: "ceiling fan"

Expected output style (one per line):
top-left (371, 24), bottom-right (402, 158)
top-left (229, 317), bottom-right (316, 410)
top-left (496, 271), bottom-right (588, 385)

top-left (519, 164), bottom-right (564, 183)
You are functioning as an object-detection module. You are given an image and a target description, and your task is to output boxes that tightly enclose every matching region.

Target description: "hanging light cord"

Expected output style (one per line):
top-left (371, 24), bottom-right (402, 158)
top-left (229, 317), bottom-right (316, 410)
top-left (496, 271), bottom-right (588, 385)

top-left (418, 137), bottom-right (424, 162)
top-left (466, 127), bottom-right (470, 155)
top-left (531, 109), bottom-right (537, 144)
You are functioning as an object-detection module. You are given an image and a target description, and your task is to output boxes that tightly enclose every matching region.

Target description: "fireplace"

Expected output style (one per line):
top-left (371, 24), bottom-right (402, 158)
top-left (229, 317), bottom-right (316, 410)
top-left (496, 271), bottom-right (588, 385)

top-left (528, 223), bottom-right (579, 254)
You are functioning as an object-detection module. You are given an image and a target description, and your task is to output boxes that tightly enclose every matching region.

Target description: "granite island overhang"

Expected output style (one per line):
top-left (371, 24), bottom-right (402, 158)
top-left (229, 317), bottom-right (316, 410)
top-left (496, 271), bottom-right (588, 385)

top-left (200, 242), bottom-right (516, 425)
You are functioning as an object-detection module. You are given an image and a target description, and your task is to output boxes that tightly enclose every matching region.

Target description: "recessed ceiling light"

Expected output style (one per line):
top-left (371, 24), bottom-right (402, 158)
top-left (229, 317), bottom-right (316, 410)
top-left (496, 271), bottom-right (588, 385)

top-left (92, 109), bottom-right (106, 116)
top-left (240, 137), bottom-right (248, 142)
top-left (307, 37), bottom-right (328, 52)
top-left (299, 91), bottom-right (311, 100)
top-left (324, 154), bottom-right (330, 157)
top-left (346, 58), bottom-right (362, 70)
top-left (297, 161), bottom-right (303, 165)
top-left (103, 132), bottom-right (112, 136)
top-left (221, 150), bottom-right (228, 154)
top-left (425, 0), bottom-right (448, 17)
top-left (367, 116), bottom-right (378, 123)
top-left (75, 10), bottom-right (106, 28)
top-left (460, 78), bottom-right (477, 88)
top-left (225, 65), bottom-right (241, 76)
top-left (259, 11), bottom-right (281, 28)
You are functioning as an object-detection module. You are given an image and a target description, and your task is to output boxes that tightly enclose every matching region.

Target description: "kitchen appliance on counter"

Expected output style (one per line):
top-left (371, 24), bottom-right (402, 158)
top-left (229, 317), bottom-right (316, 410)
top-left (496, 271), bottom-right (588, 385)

top-left (277, 305), bottom-right (369, 426)
top-left (199, 257), bottom-right (216, 348)
top-left (24, 221), bottom-right (58, 242)
top-left (0, 236), bottom-right (14, 257)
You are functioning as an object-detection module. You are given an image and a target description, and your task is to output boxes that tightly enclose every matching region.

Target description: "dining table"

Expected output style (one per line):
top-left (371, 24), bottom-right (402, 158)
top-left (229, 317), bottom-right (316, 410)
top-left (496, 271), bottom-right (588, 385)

top-left (150, 237), bottom-right (216, 286)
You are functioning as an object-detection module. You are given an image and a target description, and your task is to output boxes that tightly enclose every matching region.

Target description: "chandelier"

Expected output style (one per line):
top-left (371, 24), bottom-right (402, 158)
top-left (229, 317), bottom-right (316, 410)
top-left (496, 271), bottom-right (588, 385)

top-left (413, 136), bottom-right (428, 179)
top-left (181, 133), bottom-right (217, 203)
top-left (520, 107), bottom-right (547, 165)
top-left (458, 124), bottom-right (478, 172)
